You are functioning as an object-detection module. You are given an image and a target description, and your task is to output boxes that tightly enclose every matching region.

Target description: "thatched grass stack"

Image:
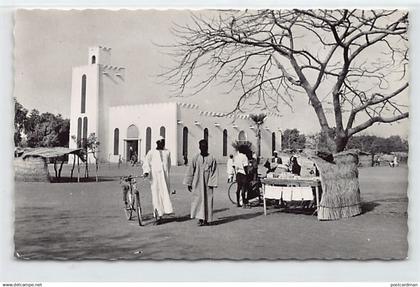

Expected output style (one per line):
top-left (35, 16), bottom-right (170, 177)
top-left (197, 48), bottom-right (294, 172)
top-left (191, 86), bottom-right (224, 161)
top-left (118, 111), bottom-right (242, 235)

top-left (311, 150), bottom-right (362, 220)
top-left (14, 156), bottom-right (50, 182)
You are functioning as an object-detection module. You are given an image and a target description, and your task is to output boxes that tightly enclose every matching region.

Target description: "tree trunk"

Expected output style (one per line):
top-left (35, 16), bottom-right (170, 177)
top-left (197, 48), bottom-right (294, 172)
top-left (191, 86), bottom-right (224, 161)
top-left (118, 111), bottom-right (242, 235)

top-left (77, 156), bottom-right (80, 183)
top-left (318, 129), bottom-right (337, 153)
top-left (53, 159), bottom-right (58, 179)
top-left (335, 134), bottom-right (349, 153)
top-left (95, 157), bottom-right (99, 182)
top-left (257, 128), bottom-right (261, 164)
top-left (311, 151), bottom-right (362, 220)
top-left (84, 149), bottom-right (89, 178)
top-left (58, 157), bottom-right (65, 180)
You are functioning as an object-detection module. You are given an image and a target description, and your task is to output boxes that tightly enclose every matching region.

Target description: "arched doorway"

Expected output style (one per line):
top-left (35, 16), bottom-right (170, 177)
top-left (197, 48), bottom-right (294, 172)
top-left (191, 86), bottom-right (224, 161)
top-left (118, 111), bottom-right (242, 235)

top-left (238, 130), bottom-right (246, 141)
top-left (126, 124), bottom-right (140, 163)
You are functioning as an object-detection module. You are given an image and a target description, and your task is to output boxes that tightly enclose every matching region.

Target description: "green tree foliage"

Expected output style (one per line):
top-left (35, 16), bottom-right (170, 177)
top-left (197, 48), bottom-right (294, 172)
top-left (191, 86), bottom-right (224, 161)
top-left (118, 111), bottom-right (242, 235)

top-left (282, 129), bottom-right (306, 150)
top-left (347, 135), bottom-right (408, 154)
top-left (14, 99), bottom-right (70, 148)
top-left (14, 98), bottom-right (28, 146)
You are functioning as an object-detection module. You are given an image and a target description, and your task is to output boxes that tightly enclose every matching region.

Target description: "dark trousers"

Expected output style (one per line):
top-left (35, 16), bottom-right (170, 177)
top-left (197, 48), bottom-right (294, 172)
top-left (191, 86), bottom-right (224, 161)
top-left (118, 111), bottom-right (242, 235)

top-left (236, 173), bottom-right (248, 206)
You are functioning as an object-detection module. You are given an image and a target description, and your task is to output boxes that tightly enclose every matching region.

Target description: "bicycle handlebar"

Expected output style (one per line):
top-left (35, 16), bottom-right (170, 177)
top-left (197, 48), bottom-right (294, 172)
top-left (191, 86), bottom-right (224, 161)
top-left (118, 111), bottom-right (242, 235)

top-left (120, 175), bottom-right (146, 182)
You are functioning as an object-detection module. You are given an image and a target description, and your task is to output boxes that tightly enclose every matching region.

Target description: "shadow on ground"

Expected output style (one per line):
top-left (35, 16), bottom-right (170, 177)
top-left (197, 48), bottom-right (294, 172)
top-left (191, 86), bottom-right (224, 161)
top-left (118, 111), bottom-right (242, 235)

top-left (361, 201), bottom-right (380, 214)
top-left (50, 176), bottom-right (118, 183)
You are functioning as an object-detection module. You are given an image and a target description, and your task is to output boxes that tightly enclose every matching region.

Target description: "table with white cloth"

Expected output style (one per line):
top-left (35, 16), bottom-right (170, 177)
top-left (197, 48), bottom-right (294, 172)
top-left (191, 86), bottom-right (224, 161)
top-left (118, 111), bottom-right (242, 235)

top-left (261, 177), bottom-right (321, 217)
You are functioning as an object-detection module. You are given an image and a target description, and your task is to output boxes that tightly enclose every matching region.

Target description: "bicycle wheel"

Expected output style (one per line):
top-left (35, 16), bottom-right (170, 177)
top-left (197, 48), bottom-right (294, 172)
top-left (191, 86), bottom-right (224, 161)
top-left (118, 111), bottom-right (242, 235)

top-left (124, 191), bottom-right (134, 220)
top-left (135, 191), bottom-right (143, 226)
top-left (228, 181), bottom-right (238, 205)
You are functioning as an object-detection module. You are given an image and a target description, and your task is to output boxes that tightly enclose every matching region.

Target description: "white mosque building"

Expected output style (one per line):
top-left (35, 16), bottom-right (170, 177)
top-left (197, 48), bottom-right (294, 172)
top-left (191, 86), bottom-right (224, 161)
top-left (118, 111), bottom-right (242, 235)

top-left (69, 46), bottom-right (283, 165)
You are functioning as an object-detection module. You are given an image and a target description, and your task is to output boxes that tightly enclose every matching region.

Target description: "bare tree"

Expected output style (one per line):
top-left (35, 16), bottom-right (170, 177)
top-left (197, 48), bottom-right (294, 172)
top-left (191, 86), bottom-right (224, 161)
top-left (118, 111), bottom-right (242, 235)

top-left (163, 9), bottom-right (409, 152)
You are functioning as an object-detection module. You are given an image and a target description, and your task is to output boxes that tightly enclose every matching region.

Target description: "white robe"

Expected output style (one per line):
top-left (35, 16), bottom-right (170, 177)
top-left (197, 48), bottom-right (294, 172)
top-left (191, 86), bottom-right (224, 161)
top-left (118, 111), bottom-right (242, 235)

top-left (142, 149), bottom-right (174, 217)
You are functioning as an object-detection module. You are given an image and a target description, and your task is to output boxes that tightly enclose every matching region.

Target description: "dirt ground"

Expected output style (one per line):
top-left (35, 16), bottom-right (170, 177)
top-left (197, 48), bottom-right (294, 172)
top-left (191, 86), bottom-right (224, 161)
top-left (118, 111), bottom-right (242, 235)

top-left (14, 163), bottom-right (408, 260)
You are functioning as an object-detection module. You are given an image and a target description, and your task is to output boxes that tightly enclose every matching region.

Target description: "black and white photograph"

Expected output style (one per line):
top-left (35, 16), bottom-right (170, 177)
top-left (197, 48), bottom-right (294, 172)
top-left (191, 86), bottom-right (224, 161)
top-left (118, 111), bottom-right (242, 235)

top-left (13, 9), bottom-right (409, 260)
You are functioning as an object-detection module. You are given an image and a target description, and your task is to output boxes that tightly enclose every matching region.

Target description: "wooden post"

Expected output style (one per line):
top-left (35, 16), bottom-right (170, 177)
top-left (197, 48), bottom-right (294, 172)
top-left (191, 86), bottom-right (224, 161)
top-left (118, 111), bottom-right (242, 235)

top-left (58, 157), bottom-right (65, 180)
top-left (77, 156), bottom-right (80, 183)
top-left (315, 184), bottom-right (320, 216)
top-left (263, 184), bottom-right (267, 216)
top-left (70, 154), bottom-right (76, 179)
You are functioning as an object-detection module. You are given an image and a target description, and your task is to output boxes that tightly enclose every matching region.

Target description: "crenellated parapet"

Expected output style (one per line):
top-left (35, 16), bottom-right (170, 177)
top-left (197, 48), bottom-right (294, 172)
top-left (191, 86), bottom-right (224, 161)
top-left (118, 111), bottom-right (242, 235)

top-left (101, 65), bottom-right (125, 82)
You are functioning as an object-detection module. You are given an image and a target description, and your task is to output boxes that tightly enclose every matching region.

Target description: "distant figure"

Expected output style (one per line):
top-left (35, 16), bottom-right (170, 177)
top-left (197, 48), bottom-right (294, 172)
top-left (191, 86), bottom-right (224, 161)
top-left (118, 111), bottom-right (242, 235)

top-left (118, 154), bottom-right (122, 169)
top-left (227, 154), bottom-right (235, 183)
top-left (290, 156), bottom-right (301, 176)
top-left (183, 139), bottom-right (218, 226)
top-left (128, 146), bottom-right (134, 163)
top-left (248, 152), bottom-right (258, 182)
top-left (142, 136), bottom-right (174, 225)
top-left (310, 163), bottom-right (319, 177)
top-left (131, 151), bottom-right (138, 166)
top-left (390, 156), bottom-right (399, 168)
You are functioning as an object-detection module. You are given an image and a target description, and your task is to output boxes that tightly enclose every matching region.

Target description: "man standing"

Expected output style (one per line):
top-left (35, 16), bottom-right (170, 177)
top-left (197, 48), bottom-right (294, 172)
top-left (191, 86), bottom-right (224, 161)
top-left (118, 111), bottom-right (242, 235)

top-left (234, 145), bottom-right (249, 208)
top-left (183, 139), bottom-right (218, 226)
top-left (142, 136), bottom-right (174, 225)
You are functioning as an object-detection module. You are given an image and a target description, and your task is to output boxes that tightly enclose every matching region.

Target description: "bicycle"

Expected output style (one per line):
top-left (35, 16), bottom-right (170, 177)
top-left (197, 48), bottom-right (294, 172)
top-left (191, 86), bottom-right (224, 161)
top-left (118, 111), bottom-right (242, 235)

top-left (228, 174), bottom-right (264, 206)
top-left (120, 175), bottom-right (144, 226)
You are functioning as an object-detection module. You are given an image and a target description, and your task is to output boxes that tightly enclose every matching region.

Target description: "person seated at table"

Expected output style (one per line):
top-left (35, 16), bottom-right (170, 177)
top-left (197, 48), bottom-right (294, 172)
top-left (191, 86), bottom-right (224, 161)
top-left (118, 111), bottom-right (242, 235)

top-left (289, 156), bottom-right (301, 176)
top-left (264, 151), bottom-right (284, 174)
top-left (272, 151), bottom-right (282, 165)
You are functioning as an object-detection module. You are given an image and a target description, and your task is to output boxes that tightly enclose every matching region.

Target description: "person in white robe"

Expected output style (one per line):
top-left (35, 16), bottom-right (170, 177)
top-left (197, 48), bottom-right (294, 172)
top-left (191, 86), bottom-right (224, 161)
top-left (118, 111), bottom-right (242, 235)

top-left (142, 136), bottom-right (174, 225)
top-left (183, 139), bottom-right (218, 226)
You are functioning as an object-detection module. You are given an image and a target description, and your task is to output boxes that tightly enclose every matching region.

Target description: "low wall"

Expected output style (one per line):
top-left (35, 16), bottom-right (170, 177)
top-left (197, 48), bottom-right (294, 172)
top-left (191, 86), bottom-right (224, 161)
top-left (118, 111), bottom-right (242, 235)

top-left (14, 157), bottom-right (50, 182)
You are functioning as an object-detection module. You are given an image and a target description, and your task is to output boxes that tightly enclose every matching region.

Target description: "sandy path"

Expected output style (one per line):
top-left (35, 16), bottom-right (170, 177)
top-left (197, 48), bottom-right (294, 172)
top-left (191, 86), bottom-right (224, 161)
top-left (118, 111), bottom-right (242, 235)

top-left (14, 165), bottom-right (408, 260)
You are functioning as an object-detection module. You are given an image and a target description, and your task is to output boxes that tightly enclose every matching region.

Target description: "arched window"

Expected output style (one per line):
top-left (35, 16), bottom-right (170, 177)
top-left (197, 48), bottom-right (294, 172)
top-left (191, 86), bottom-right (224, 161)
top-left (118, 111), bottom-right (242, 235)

top-left (81, 74), bottom-right (87, 113)
top-left (145, 127), bottom-right (152, 154)
top-left (113, 128), bottom-right (119, 155)
top-left (223, 129), bottom-right (228, 156)
top-left (204, 128), bottom-right (209, 142)
top-left (91, 55), bottom-right (96, 64)
top-left (182, 127), bottom-right (188, 158)
top-left (160, 126), bottom-right (166, 138)
top-left (238, 130), bottom-right (246, 141)
top-left (272, 132), bottom-right (276, 155)
top-left (127, 124), bottom-right (139, 138)
top-left (77, 117), bottom-right (82, 148)
top-left (82, 117), bottom-right (88, 143)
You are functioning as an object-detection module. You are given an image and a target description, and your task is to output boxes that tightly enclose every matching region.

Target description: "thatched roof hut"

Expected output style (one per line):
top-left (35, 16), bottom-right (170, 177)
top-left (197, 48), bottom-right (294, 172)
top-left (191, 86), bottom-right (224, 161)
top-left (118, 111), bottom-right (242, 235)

top-left (14, 147), bottom-right (83, 182)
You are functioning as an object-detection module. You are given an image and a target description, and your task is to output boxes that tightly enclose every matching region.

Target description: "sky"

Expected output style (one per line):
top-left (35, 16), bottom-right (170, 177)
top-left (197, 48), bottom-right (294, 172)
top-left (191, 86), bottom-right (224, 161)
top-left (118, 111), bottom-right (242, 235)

top-left (14, 9), bottom-right (410, 138)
